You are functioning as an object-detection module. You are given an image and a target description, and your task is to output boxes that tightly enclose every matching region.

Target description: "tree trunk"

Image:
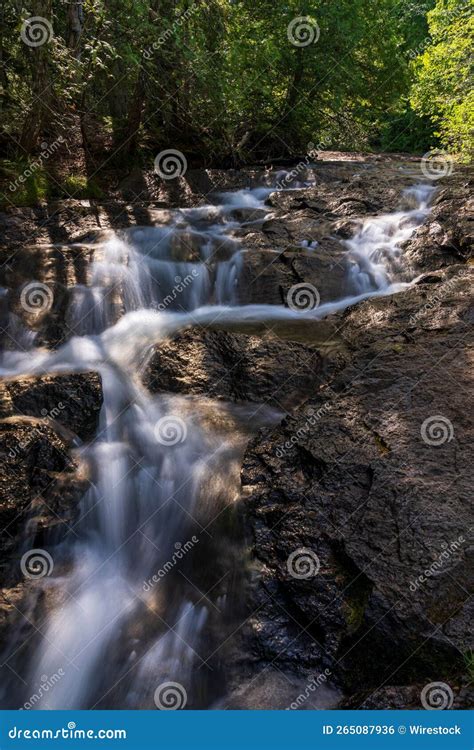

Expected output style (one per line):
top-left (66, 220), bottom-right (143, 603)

top-left (67, 1), bottom-right (84, 58)
top-left (120, 70), bottom-right (146, 159)
top-left (281, 48), bottom-right (305, 125)
top-left (19, 0), bottom-right (53, 153)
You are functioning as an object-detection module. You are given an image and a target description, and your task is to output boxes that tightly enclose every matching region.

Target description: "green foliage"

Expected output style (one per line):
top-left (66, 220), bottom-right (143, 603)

top-left (50, 175), bottom-right (104, 199)
top-left (0, 0), bottom-right (471, 171)
top-left (410, 0), bottom-right (474, 158)
top-left (378, 105), bottom-right (439, 152)
top-left (0, 159), bottom-right (49, 207)
top-left (0, 160), bottom-right (103, 207)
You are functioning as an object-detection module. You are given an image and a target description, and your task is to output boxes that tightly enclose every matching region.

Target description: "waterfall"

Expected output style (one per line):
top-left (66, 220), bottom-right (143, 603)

top-left (0, 172), bottom-right (434, 709)
top-left (344, 185), bottom-right (436, 295)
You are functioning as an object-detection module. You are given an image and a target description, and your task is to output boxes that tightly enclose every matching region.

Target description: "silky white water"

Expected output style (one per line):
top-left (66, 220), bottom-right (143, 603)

top-left (0, 171), bottom-right (435, 709)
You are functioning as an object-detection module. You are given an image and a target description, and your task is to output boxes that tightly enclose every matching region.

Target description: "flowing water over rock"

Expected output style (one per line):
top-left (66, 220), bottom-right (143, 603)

top-left (0, 168), bottom-right (436, 709)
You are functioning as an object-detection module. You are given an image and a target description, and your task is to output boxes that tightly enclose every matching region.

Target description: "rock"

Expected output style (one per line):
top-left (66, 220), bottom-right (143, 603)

top-left (403, 182), bottom-right (473, 272)
top-left (0, 156), bottom-right (471, 709)
top-left (0, 372), bottom-right (102, 442)
top-left (333, 197), bottom-right (380, 216)
top-left (227, 207), bottom-right (267, 224)
top-left (0, 371), bottom-right (102, 639)
top-left (0, 369), bottom-right (102, 588)
top-left (224, 668), bottom-right (340, 709)
top-left (0, 419), bottom-right (87, 571)
top-left (0, 416), bottom-right (88, 651)
top-left (341, 681), bottom-right (474, 710)
top-left (145, 329), bottom-right (326, 411)
top-left (237, 239), bottom-right (349, 306)
top-left (333, 219), bottom-right (360, 239)
top-left (239, 265), bottom-right (474, 705)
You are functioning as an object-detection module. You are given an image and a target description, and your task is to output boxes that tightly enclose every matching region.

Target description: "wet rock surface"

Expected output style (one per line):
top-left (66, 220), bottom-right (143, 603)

top-left (0, 372), bottom-right (102, 441)
top-left (0, 157), bottom-right (442, 345)
top-left (0, 419), bottom-right (85, 558)
top-left (145, 329), bottom-right (326, 411)
top-left (402, 184), bottom-right (473, 272)
top-left (238, 265), bottom-right (474, 707)
top-left (0, 372), bottom-right (102, 642)
top-left (0, 154), bottom-right (472, 709)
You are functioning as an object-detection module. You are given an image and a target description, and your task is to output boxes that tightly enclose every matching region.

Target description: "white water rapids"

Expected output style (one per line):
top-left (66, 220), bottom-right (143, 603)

top-left (0, 169), bottom-right (435, 709)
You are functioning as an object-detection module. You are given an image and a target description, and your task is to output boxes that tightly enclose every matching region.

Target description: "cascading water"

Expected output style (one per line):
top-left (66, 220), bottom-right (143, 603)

top-left (344, 184), bottom-right (436, 295)
top-left (0, 169), bottom-right (435, 709)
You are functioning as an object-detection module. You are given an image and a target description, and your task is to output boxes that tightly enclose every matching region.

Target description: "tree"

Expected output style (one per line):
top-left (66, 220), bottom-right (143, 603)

top-left (410, 0), bottom-right (473, 157)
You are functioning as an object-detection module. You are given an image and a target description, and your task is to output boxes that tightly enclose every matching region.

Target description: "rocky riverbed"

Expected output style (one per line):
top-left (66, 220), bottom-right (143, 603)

top-left (0, 154), bottom-right (472, 709)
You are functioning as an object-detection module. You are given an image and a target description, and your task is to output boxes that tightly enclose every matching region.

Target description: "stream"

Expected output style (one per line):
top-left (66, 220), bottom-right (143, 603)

top-left (0, 168), bottom-right (435, 709)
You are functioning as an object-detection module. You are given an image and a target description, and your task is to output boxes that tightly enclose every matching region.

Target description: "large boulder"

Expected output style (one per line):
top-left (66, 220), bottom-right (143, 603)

top-left (0, 418), bottom-right (87, 573)
top-left (0, 371), bottom-right (102, 631)
top-left (145, 328), bottom-right (330, 411)
top-left (403, 182), bottom-right (473, 272)
top-left (239, 266), bottom-right (474, 706)
top-left (0, 372), bottom-right (102, 441)
top-left (237, 240), bottom-right (349, 306)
